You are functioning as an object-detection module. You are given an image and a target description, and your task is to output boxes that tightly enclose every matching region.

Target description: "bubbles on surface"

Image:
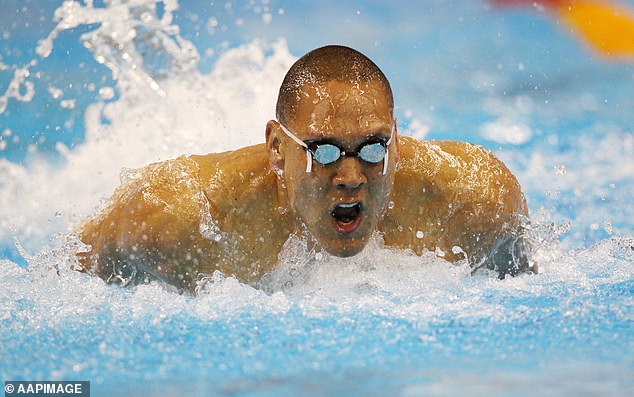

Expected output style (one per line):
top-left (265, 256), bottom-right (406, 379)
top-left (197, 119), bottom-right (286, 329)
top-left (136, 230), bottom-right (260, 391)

top-left (0, 214), bottom-right (628, 333)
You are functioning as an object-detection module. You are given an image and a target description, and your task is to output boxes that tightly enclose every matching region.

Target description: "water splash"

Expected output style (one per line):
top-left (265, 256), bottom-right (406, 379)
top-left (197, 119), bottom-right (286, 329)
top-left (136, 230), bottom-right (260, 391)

top-left (1, 220), bottom-right (629, 328)
top-left (0, 65), bottom-right (35, 114)
top-left (0, 0), bottom-right (294, 254)
top-left (37, 0), bottom-right (198, 89)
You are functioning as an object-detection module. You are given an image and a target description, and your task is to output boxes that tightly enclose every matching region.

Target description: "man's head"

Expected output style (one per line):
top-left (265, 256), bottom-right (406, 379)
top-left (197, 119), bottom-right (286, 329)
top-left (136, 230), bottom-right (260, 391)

top-left (266, 45), bottom-right (398, 257)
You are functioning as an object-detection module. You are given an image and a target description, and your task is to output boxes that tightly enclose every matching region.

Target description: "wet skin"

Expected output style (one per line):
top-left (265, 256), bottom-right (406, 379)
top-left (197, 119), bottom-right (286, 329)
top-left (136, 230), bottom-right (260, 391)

top-left (78, 80), bottom-right (529, 294)
top-left (266, 80), bottom-right (399, 258)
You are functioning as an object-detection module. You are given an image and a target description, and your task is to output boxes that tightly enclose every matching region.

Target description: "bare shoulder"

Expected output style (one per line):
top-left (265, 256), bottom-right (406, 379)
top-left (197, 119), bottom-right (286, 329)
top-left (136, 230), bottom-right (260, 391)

top-left (78, 144), bottom-right (290, 291)
top-left (191, 143), bottom-right (295, 273)
top-left (396, 136), bottom-right (527, 215)
top-left (77, 155), bottom-right (211, 279)
top-left (189, 143), bottom-right (273, 211)
top-left (82, 143), bottom-right (272, 237)
top-left (380, 136), bottom-right (528, 261)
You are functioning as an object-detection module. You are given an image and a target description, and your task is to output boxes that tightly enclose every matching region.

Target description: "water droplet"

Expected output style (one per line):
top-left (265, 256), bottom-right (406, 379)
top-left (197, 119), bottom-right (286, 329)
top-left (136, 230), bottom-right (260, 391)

top-left (60, 99), bottom-right (76, 109)
top-left (48, 86), bottom-right (63, 99)
top-left (416, 230), bottom-right (424, 239)
top-left (451, 246), bottom-right (464, 255)
top-left (36, 38), bottom-right (53, 58)
top-left (554, 164), bottom-right (566, 175)
top-left (98, 86), bottom-right (115, 100)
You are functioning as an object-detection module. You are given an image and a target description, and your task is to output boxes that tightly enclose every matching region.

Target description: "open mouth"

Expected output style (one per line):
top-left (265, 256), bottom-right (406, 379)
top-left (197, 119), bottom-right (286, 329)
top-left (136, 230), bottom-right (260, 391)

top-left (331, 202), bottom-right (363, 234)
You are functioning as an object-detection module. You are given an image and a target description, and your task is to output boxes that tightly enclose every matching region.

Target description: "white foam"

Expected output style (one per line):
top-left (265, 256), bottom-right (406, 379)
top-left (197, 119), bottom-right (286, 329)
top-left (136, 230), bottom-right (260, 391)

top-left (1, 230), bottom-right (631, 329)
top-left (499, 125), bottom-right (634, 244)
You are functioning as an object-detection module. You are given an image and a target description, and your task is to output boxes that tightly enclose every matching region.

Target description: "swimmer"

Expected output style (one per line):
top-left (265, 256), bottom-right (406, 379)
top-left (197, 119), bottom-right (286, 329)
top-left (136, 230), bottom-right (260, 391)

top-left (78, 45), bottom-right (533, 293)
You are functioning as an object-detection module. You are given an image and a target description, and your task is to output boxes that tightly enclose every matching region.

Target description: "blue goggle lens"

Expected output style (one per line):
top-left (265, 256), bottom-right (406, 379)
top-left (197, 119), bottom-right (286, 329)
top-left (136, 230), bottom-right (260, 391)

top-left (313, 144), bottom-right (341, 165)
top-left (358, 142), bottom-right (387, 163)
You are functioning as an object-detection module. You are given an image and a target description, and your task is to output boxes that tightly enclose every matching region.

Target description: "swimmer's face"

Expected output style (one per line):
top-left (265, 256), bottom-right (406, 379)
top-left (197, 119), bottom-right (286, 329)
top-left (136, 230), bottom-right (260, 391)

top-left (267, 80), bottom-right (398, 257)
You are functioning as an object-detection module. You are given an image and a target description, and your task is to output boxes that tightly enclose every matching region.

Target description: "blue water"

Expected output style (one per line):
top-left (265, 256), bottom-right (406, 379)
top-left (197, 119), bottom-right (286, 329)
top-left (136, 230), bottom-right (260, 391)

top-left (1, 1), bottom-right (633, 396)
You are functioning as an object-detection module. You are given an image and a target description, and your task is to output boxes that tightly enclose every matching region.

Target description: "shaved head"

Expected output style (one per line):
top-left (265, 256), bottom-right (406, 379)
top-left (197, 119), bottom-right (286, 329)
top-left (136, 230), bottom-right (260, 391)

top-left (276, 45), bottom-right (394, 125)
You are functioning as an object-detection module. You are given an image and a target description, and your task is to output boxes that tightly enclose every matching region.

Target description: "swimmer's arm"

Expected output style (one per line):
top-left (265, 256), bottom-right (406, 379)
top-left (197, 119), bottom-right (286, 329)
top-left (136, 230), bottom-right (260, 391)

top-left (383, 138), bottom-right (534, 276)
top-left (474, 221), bottom-right (534, 278)
top-left (78, 157), bottom-right (221, 292)
top-left (453, 148), bottom-right (534, 277)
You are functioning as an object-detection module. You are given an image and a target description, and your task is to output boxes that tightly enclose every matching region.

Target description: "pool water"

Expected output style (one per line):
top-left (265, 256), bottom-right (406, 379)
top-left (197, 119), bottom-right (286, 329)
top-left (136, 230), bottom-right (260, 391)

top-left (1, 1), bottom-right (633, 396)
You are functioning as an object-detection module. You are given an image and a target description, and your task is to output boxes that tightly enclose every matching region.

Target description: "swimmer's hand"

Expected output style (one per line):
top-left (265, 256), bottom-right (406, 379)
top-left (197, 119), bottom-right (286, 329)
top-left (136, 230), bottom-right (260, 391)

top-left (474, 224), bottom-right (536, 278)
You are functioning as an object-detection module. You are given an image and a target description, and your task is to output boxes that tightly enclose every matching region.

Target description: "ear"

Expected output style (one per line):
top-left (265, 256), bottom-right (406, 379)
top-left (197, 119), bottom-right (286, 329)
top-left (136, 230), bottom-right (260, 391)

top-left (266, 120), bottom-right (285, 176)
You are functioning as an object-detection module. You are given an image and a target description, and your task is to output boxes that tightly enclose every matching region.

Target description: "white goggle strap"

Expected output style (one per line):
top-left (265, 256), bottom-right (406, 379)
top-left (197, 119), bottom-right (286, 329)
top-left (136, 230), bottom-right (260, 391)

top-left (382, 121), bottom-right (395, 175)
top-left (279, 123), bottom-right (312, 173)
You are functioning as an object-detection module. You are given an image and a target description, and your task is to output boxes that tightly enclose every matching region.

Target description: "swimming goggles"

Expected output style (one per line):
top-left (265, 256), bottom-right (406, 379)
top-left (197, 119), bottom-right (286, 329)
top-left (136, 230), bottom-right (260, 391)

top-left (278, 121), bottom-right (395, 175)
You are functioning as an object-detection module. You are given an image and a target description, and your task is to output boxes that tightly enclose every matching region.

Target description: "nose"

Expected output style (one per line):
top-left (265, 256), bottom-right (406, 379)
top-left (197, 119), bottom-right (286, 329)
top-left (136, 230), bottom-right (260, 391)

top-left (332, 156), bottom-right (367, 190)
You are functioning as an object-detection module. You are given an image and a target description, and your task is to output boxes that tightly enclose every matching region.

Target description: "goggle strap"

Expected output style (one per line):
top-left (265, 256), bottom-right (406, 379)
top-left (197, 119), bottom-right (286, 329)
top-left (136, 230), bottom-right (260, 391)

top-left (279, 123), bottom-right (312, 173)
top-left (306, 151), bottom-right (312, 173)
top-left (382, 121), bottom-right (395, 175)
top-left (383, 150), bottom-right (389, 175)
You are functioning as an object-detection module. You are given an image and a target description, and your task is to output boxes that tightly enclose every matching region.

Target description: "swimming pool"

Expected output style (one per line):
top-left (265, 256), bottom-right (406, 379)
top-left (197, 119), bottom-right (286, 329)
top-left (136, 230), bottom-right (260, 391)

top-left (1, 1), bottom-right (633, 396)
